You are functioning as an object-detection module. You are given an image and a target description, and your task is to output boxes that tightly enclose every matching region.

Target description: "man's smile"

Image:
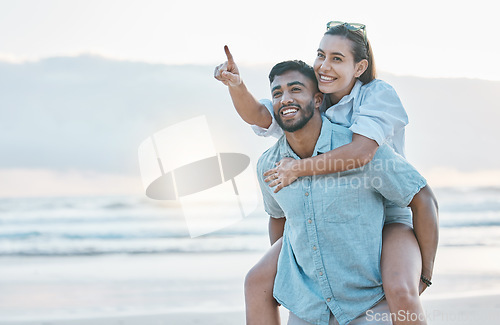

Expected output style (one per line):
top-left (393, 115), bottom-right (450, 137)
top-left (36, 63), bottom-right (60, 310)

top-left (280, 106), bottom-right (300, 119)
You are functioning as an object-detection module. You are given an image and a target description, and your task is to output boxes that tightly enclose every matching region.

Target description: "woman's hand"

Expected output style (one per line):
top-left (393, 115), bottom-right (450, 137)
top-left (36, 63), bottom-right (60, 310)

top-left (214, 45), bottom-right (241, 87)
top-left (263, 157), bottom-right (300, 193)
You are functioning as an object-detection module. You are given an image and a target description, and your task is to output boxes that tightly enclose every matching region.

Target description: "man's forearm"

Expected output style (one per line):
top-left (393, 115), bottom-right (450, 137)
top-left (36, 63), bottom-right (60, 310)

top-left (410, 186), bottom-right (439, 279)
top-left (228, 82), bottom-right (272, 128)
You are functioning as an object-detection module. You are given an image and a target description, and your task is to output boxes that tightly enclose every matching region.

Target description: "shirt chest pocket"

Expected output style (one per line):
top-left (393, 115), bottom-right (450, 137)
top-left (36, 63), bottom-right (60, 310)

top-left (321, 184), bottom-right (361, 223)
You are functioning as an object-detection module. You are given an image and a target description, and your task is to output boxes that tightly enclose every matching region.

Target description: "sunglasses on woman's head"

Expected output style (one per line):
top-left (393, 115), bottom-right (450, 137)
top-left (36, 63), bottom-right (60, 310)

top-left (326, 21), bottom-right (367, 46)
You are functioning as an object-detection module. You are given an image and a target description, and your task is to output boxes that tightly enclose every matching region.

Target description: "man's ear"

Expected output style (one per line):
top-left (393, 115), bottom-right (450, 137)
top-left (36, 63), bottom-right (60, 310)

top-left (354, 59), bottom-right (369, 78)
top-left (314, 92), bottom-right (323, 108)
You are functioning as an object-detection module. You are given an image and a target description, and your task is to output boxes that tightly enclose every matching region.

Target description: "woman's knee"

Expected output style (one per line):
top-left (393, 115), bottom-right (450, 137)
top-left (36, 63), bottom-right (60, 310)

top-left (245, 263), bottom-right (272, 292)
top-left (384, 278), bottom-right (419, 305)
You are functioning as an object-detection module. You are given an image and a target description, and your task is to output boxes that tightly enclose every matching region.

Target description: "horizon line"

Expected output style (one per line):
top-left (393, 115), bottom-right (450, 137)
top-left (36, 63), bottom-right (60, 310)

top-left (0, 52), bottom-right (499, 82)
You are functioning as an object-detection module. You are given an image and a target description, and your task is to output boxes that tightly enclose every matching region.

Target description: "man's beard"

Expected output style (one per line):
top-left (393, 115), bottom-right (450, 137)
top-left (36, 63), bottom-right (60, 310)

top-left (274, 100), bottom-right (315, 133)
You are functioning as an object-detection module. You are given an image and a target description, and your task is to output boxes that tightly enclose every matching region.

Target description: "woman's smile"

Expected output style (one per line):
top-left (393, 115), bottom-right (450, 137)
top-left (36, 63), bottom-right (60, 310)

top-left (317, 73), bottom-right (337, 83)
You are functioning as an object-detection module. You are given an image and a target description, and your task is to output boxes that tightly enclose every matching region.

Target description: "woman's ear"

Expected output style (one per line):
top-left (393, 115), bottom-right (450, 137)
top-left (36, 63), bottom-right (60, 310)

top-left (355, 59), bottom-right (369, 78)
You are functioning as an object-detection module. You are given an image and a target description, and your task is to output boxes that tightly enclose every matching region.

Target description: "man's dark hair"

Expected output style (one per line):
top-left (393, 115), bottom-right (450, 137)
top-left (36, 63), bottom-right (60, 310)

top-left (268, 60), bottom-right (318, 90)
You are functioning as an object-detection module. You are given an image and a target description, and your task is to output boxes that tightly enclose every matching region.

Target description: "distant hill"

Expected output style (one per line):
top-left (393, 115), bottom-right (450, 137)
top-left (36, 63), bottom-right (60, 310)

top-left (380, 73), bottom-right (500, 172)
top-left (1, 55), bottom-right (498, 177)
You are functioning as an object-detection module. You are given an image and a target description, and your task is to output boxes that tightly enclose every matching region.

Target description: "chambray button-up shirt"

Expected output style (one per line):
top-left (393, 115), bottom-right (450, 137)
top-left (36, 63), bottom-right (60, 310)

top-left (252, 79), bottom-right (408, 157)
top-left (256, 117), bottom-right (426, 325)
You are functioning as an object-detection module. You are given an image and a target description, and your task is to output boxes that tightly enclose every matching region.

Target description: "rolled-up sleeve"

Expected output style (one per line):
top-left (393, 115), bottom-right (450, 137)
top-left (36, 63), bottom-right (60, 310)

top-left (368, 145), bottom-right (427, 207)
top-left (257, 155), bottom-right (285, 218)
top-left (349, 81), bottom-right (408, 145)
top-left (250, 99), bottom-right (284, 139)
top-left (383, 199), bottom-right (413, 227)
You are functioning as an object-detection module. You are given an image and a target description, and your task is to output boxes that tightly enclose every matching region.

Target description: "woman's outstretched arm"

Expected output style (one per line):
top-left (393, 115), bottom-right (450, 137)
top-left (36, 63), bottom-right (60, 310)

top-left (214, 45), bottom-right (272, 128)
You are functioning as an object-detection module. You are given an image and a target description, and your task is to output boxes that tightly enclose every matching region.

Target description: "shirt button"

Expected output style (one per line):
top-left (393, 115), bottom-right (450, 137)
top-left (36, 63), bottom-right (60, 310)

top-left (308, 219), bottom-right (312, 224)
top-left (313, 246), bottom-right (317, 250)
top-left (319, 271), bottom-right (323, 276)
top-left (305, 192), bottom-right (309, 196)
top-left (326, 298), bottom-right (331, 302)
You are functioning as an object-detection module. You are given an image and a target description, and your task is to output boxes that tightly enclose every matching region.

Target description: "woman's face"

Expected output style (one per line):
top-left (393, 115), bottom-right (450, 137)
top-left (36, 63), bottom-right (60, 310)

top-left (313, 34), bottom-right (367, 102)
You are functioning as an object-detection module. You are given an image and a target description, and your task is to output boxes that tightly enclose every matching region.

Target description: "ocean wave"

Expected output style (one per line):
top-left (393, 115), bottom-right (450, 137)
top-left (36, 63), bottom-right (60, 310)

top-left (438, 243), bottom-right (492, 247)
top-left (439, 202), bottom-right (500, 213)
top-left (436, 186), bottom-right (500, 194)
top-left (0, 215), bottom-right (173, 225)
top-left (0, 231), bottom-right (43, 240)
top-left (0, 232), bottom-right (188, 241)
top-left (1, 192), bottom-right (499, 257)
top-left (439, 221), bottom-right (500, 228)
top-left (0, 247), bottom-right (264, 257)
top-left (101, 202), bottom-right (135, 209)
top-left (0, 234), bottom-right (270, 256)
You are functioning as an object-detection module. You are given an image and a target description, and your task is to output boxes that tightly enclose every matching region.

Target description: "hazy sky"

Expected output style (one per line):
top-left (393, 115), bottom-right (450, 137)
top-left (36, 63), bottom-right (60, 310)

top-left (0, 0), bottom-right (498, 80)
top-left (1, 0), bottom-right (499, 197)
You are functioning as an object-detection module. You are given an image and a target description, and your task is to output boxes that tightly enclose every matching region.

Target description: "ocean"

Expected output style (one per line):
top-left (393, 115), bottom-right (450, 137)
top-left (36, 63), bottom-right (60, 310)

top-left (1, 187), bottom-right (500, 257)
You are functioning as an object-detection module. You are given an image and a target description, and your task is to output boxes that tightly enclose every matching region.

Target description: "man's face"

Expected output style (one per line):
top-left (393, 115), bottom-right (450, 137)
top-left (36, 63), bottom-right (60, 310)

top-left (271, 70), bottom-right (319, 133)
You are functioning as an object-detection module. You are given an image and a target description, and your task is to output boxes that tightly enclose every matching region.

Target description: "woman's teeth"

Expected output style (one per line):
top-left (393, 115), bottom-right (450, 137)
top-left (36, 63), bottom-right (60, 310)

top-left (320, 75), bottom-right (335, 81)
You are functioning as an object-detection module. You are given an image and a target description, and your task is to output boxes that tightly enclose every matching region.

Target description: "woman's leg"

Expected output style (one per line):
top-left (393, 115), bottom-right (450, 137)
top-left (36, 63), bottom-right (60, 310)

top-left (381, 223), bottom-right (427, 325)
top-left (245, 237), bottom-right (283, 325)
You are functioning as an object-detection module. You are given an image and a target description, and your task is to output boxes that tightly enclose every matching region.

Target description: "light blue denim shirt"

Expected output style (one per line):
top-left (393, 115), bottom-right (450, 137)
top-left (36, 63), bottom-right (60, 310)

top-left (252, 79), bottom-right (408, 157)
top-left (256, 116), bottom-right (426, 325)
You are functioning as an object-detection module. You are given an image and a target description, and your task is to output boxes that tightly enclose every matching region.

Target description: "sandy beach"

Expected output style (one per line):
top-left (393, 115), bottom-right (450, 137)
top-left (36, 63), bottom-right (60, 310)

top-left (0, 245), bottom-right (499, 325)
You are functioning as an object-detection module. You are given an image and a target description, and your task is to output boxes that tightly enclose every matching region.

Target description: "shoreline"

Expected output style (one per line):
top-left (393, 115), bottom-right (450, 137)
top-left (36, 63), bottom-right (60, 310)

top-left (2, 294), bottom-right (499, 325)
top-left (0, 246), bottom-right (499, 324)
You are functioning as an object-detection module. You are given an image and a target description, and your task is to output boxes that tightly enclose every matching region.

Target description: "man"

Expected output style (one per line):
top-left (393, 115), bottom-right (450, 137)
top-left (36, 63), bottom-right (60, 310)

top-left (254, 60), bottom-right (438, 325)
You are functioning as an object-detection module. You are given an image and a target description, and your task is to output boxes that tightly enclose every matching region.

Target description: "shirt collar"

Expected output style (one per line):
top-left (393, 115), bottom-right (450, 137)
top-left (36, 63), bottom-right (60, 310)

top-left (279, 115), bottom-right (333, 159)
top-left (320, 79), bottom-right (363, 111)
